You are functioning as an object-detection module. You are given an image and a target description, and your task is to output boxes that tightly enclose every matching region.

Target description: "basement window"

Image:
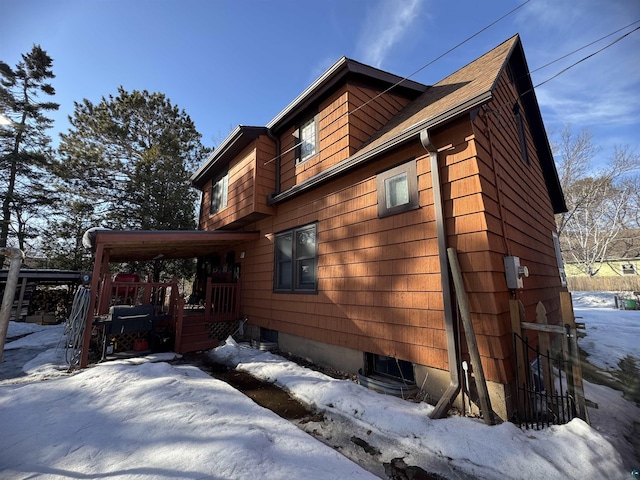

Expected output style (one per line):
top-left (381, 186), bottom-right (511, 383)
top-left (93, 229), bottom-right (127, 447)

top-left (376, 159), bottom-right (419, 218)
top-left (365, 353), bottom-right (415, 383)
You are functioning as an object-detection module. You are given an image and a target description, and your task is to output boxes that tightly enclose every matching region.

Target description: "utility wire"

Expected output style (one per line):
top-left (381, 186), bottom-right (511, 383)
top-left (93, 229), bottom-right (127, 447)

top-left (263, 0), bottom-right (531, 166)
top-left (533, 25), bottom-right (640, 89)
top-left (530, 19), bottom-right (640, 74)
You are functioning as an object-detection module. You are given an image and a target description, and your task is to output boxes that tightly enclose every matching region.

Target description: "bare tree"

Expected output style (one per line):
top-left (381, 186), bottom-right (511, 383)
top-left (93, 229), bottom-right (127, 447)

top-left (554, 127), bottom-right (640, 276)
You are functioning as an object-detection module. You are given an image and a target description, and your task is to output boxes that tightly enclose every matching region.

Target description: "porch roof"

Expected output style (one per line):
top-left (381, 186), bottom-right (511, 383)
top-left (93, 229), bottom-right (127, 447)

top-left (91, 230), bottom-right (261, 262)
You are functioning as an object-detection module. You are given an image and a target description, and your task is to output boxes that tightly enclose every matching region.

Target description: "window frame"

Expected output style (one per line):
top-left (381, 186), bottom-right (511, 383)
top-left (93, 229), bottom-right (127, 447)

top-left (376, 159), bottom-right (419, 218)
top-left (274, 223), bottom-right (318, 293)
top-left (513, 102), bottom-right (530, 166)
top-left (210, 170), bottom-right (229, 214)
top-left (296, 115), bottom-right (319, 165)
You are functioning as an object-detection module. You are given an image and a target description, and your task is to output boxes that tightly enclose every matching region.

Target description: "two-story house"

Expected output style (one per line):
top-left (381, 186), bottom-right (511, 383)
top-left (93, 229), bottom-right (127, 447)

top-left (120, 34), bottom-right (567, 421)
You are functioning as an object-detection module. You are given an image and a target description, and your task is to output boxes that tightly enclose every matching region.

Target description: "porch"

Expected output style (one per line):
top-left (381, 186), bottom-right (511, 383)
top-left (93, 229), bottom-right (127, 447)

top-left (80, 229), bottom-right (259, 367)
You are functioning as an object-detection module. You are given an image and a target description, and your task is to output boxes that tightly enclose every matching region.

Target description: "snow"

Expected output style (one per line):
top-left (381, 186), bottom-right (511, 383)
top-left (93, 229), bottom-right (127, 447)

top-left (571, 291), bottom-right (640, 370)
top-left (0, 292), bottom-right (638, 479)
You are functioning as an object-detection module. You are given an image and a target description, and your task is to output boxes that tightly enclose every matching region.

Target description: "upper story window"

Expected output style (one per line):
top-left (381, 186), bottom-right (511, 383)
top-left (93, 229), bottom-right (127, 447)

top-left (274, 223), bottom-right (317, 293)
top-left (376, 159), bottom-right (419, 218)
top-left (513, 102), bottom-right (529, 166)
top-left (296, 116), bottom-right (318, 165)
top-left (210, 170), bottom-right (228, 214)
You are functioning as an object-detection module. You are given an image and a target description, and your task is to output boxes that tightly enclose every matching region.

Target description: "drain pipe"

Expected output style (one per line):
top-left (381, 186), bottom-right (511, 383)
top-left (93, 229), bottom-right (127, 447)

top-left (420, 129), bottom-right (461, 419)
top-left (0, 247), bottom-right (24, 364)
top-left (266, 129), bottom-right (282, 196)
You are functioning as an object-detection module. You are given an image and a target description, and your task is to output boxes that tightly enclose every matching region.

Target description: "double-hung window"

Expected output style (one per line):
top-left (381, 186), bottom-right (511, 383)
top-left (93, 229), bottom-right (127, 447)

top-left (376, 159), bottom-right (419, 217)
top-left (274, 223), bottom-right (318, 292)
top-left (297, 116), bottom-right (318, 165)
top-left (210, 170), bottom-right (228, 214)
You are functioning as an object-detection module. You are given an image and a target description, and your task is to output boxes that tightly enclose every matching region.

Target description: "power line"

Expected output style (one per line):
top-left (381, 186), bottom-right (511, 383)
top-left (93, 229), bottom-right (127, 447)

top-left (262, 0), bottom-right (531, 166)
top-left (530, 19), bottom-right (640, 74)
top-left (533, 25), bottom-right (640, 89)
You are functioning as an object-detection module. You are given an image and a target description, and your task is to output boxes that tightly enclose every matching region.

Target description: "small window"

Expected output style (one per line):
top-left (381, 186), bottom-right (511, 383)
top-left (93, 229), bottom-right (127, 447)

top-left (296, 116), bottom-right (318, 165)
top-left (622, 264), bottom-right (636, 275)
top-left (365, 353), bottom-right (415, 382)
top-left (513, 102), bottom-right (529, 165)
top-left (376, 159), bottom-right (419, 218)
top-left (210, 171), bottom-right (228, 214)
top-left (274, 223), bottom-right (317, 293)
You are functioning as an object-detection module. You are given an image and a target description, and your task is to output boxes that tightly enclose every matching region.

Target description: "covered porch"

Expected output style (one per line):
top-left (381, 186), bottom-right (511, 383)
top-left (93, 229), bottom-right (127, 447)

top-left (80, 230), bottom-right (260, 368)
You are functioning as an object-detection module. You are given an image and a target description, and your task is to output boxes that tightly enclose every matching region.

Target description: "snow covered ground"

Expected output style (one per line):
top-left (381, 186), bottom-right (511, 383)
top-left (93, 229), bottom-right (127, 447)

top-left (0, 292), bottom-right (638, 479)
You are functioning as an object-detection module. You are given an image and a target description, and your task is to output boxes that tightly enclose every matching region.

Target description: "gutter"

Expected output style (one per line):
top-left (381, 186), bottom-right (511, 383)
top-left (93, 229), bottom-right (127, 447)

top-left (419, 129), bottom-right (461, 419)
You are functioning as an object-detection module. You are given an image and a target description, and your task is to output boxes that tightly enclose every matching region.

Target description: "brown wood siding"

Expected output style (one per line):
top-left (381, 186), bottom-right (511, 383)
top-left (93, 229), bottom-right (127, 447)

top-left (451, 67), bottom-right (565, 384)
top-left (241, 142), bottom-right (451, 371)
top-left (279, 83), bottom-right (413, 190)
top-left (198, 137), bottom-right (275, 231)
top-left (233, 70), bottom-right (562, 387)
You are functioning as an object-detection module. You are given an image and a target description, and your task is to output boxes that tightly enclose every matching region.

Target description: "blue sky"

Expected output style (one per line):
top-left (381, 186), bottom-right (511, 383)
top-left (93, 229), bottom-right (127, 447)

top-left (2, 0), bottom-right (639, 166)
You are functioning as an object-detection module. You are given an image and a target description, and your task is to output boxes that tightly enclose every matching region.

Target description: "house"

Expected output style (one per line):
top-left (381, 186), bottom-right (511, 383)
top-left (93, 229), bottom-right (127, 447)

top-left (82, 34), bottom-right (568, 422)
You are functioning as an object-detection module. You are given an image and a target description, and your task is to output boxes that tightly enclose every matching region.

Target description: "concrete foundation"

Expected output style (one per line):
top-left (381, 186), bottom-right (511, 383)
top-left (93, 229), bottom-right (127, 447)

top-left (244, 326), bottom-right (511, 420)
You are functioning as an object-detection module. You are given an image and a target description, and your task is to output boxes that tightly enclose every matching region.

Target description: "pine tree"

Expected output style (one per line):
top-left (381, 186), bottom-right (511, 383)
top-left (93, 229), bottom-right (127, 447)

top-left (0, 45), bottom-right (59, 264)
top-left (54, 87), bottom-right (210, 279)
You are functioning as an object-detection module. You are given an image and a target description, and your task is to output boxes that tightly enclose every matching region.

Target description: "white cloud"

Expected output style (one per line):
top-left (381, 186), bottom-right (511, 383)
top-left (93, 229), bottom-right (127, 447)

top-left (356, 0), bottom-right (426, 68)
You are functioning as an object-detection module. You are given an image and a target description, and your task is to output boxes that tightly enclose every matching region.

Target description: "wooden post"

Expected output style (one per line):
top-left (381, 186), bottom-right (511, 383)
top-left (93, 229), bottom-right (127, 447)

top-left (447, 248), bottom-right (495, 425)
top-left (205, 277), bottom-right (212, 324)
top-left (510, 299), bottom-right (528, 411)
top-left (536, 301), bottom-right (556, 397)
top-left (560, 291), bottom-right (589, 423)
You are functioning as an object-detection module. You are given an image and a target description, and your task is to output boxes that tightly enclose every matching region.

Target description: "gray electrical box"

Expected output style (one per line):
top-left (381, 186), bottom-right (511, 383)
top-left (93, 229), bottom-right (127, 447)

top-left (504, 256), bottom-right (528, 289)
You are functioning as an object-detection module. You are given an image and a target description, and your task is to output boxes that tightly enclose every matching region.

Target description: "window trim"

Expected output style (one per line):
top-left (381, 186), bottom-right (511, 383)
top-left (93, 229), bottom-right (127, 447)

top-left (296, 115), bottom-right (319, 165)
top-left (274, 223), bottom-right (318, 294)
top-left (210, 170), bottom-right (229, 214)
top-left (376, 159), bottom-right (419, 218)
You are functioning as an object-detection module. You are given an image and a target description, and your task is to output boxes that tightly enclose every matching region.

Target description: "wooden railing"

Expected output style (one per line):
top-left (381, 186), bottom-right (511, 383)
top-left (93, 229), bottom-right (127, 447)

top-left (204, 278), bottom-right (240, 324)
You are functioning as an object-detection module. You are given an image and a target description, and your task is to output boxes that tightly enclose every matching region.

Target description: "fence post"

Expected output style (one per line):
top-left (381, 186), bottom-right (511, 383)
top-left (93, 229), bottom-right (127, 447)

top-left (560, 291), bottom-right (589, 424)
top-left (536, 301), bottom-right (556, 398)
top-left (510, 300), bottom-right (527, 406)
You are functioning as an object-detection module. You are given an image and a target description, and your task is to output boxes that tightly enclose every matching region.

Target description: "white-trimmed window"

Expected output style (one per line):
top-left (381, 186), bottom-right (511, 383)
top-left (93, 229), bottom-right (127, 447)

top-left (297, 116), bottom-right (318, 164)
top-left (210, 171), bottom-right (228, 214)
top-left (376, 159), bottom-right (419, 217)
top-left (552, 232), bottom-right (567, 287)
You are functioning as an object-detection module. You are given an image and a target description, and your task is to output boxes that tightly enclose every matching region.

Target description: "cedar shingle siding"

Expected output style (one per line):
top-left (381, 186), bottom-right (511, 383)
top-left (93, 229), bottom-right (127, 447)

top-left (192, 35), bottom-right (566, 417)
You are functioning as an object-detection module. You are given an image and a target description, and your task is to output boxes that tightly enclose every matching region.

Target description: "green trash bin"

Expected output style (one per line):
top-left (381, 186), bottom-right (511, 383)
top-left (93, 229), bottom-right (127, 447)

top-left (625, 299), bottom-right (637, 310)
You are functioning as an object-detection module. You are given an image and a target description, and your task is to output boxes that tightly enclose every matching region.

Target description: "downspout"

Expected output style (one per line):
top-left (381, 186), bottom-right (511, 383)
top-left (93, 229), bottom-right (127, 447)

top-left (266, 129), bottom-right (281, 196)
top-left (0, 247), bottom-right (24, 364)
top-left (420, 129), bottom-right (461, 419)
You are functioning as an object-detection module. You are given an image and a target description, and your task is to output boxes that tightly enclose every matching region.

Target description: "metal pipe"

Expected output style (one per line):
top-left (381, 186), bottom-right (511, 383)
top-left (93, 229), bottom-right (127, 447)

top-left (266, 129), bottom-right (281, 195)
top-left (0, 247), bottom-right (24, 364)
top-left (420, 129), bottom-right (461, 419)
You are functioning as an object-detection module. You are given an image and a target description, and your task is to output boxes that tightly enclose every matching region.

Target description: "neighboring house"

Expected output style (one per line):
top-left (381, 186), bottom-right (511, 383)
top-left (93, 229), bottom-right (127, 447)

top-left (189, 34), bottom-right (567, 421)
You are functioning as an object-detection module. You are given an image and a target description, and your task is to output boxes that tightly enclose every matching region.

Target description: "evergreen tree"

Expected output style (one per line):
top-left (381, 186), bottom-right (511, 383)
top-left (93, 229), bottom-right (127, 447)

top-left (54, 87), bottom-right (210, 279)
top-left (0, 45), bottom-right (59, 264)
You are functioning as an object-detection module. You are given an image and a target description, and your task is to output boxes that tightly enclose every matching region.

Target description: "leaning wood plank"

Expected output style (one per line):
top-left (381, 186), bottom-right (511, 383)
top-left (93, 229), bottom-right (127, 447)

top-left (447, 248), bottom-right (496, 425)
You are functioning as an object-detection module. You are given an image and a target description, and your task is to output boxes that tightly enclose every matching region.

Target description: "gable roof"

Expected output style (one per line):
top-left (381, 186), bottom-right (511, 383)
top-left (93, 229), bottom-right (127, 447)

top-left (268, 35), bottom-right (566, 213)
top-left (191, 59), bottom-right (428, 189)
